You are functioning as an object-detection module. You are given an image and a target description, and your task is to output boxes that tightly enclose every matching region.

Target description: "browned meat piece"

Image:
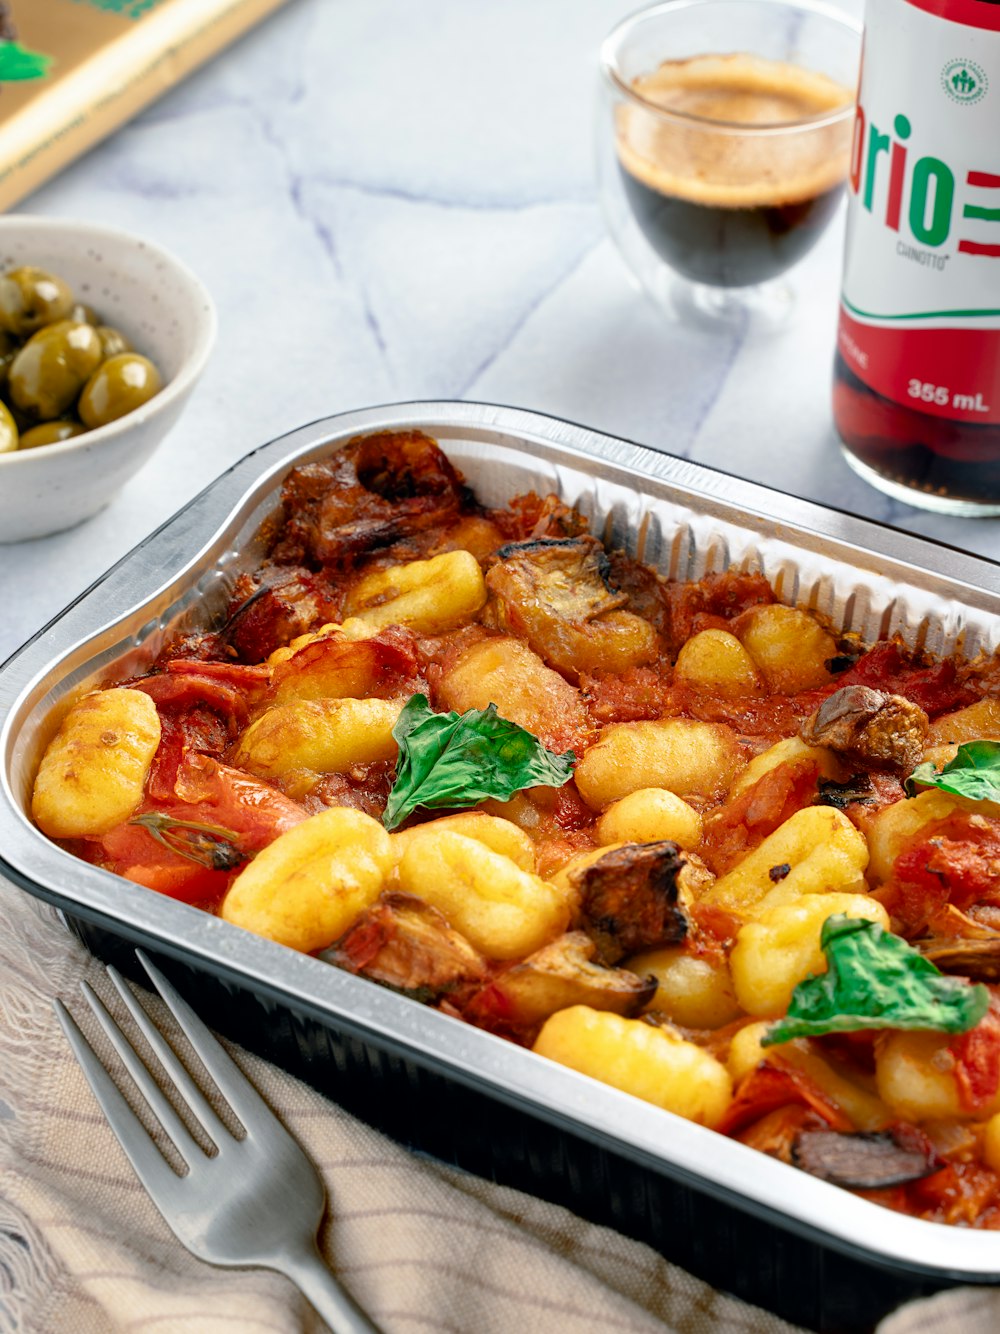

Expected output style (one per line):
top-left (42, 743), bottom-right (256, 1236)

top-left (323, 892), bottom-right (487, 1000)
top-left (572, 841), bottom-right (688, 964)
top-left (467, 932), bottom-right (657, 1033)
top-left (915, 937), bottom-right (1000, 982)
top-left (491, 492), bottom-right (589, 541)
top-left (224, 565), bottom-right (336, 663)
top-left (271, 431), bottom-right (469, 566)
top-left (485, 537), bottom-right (658, 681)
top-left (799, 685), bottom-right (929, 773)
top-left (310, 761), bottom-right (396, 820)
top-left (792, 1124), bottom-right (943, 1188)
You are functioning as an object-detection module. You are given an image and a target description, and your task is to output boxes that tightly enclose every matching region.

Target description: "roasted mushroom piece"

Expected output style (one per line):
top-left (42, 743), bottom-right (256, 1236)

top-left (915, 936), bottom-right (1000, 982)
top-left (792, 1124), bottom-right (943, 1189)
top-left (484, 536), bottom-right (658, 680)
top-left (468, 931), bottom-right (657, 1033)
top-left (323, 892), bottom-right (488, 1002)
top-left (799, 685), bottom-right (929, 773)
top-left (571, 840), bottom-right (689, 964)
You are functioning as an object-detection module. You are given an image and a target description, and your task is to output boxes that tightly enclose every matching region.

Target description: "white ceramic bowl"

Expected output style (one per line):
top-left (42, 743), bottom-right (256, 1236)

top-left (0, 216), bottom-right (216, 542)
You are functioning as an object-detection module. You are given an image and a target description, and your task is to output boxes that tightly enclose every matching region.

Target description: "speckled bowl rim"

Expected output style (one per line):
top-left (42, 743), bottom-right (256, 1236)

top-left (0, 216), bottom-right (216, 469)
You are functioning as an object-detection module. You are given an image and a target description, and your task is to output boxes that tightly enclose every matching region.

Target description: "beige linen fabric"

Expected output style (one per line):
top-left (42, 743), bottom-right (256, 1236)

top-left (0, 874), bottom-right (992, 1334)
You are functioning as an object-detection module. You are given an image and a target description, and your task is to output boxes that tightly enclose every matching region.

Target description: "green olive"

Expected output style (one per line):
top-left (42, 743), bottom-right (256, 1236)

top-left (0, 266), bottom-right (74, 337)
top-left (8, 320), bottom-right (104, 420)
top-left (69, 302), bottom-right (99, 325)
top-left (79, 353), bottom-right (163, 428)
top-left (0, 400), bottom-right (18, 453)
top-left (95, 325), bottom-right (132, 359)
top-left (0, 329), bottom-right (18, 388)
top-left (18, 419), bottom-right (87, 450)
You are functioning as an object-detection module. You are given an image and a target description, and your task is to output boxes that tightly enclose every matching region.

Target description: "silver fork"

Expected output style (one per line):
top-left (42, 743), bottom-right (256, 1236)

top-left (54, 950), bottom-right (379, 1334)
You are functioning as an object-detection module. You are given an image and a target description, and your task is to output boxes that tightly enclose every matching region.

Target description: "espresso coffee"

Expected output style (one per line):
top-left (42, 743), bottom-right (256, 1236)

top-left (616, 54), bottom-right (853, 288)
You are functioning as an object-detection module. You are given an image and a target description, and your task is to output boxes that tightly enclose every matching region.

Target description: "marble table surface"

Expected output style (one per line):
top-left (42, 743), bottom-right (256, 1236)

top-left (2, 4), bottom-right (1000, 1328)
top-left (2, 0), bottom-right (998, 665)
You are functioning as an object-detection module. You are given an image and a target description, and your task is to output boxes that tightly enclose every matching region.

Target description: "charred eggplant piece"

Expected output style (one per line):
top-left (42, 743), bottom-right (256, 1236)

top-left (800, 686), bottom-right (929, 773)
top-left (494, 538), bottom-right (626, 619)
top-left (322, 891), bottom-right (487, 1001)
top-left (572, 841), bottom-right (688, 964)
top-left (792, 1124), bottom-right (943, 1189)
top-left (915, 936), bottom-right (1000, 982)
top-left (485, 537), bottom-right (657, 681)
top-left (471, 931), bottom-right (656, 1032)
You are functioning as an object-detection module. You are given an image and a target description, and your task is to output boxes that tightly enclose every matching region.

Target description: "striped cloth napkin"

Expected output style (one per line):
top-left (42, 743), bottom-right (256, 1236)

top-left (0, 872), bottom-right (994, 1334)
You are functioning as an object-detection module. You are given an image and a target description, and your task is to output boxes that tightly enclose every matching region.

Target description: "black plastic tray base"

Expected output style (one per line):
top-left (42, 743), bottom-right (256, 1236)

top-left (62, 913), bottom-right (958, 1334)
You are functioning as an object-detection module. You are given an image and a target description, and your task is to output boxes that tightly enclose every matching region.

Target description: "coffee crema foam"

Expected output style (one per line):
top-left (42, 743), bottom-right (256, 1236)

top-left (616, 53), bottom-right (854, 209)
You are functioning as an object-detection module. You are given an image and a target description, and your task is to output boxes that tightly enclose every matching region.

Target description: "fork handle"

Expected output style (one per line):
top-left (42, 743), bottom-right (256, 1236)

top-left (277, 1241), bottom-right (381, 1334)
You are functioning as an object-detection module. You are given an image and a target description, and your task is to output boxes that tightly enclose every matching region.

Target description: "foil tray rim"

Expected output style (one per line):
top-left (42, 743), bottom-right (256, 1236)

top-left (1, 399), bottom-right (999, 1283)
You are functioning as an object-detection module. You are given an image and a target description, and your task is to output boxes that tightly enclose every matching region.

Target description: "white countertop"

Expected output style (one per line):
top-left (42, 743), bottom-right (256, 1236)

top-left (3, 0), bottom-right (998, 666)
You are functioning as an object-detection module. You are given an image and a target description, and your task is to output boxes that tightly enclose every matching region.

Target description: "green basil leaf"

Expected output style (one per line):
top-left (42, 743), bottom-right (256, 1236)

top-left (762, 914), bottom-right (989, 1046)
top-left (0, 43), bottom-right (53, 82)
top-left (904, 739), bottom-right (1000, 803)
top-left (383, 693), bottom-right (574, 831)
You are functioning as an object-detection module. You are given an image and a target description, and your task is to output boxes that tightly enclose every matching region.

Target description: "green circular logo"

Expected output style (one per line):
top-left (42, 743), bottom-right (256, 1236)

top-left (941, 58), bottom-right (988, 104)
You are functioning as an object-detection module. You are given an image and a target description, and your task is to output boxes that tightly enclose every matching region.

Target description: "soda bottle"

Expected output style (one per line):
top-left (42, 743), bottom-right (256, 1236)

top-left (832, 0), bottom-right (1000, 514)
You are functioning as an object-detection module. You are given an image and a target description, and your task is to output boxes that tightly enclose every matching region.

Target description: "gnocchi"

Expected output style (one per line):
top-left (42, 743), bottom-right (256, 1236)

top-left (232, 697), bottom-right (402, 783)
top-left (673, 629), bottom-right (763, 698)
top-left (627, 945), bottom-right (741, 1029)
top-left (575, 718), bottom-right (742, 810)
top-left (389, 811), bottom-right (536, 873)
top-left (734, 604), bottom-right (837, 694)
top-left (342, 549), bottom-right (487, 636)
top-left (728, 736), bottom-right (845, 801)
top-left (436, 635), bottom-right (588, 749)
top-left (596, 787), bottom-right (703, 850)
top-left (397, 830), bottom-right (568, 959)
top-left (729, 892), bottom-right (889, 1017)
top-left (31, 427), bottom-right (1000, 1229)
top-left (702, 807), bottom-right (869, 918)
top-left (533, 1006), bottom-right (733, 1127)
top-left (222, 807), bottom-right (392, 953)
top-left (32, 689), bottom-right (161, 838)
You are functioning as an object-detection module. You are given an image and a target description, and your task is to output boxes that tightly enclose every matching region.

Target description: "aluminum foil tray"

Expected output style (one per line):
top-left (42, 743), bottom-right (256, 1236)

top-left (3, 402), bottom-right (1000, 1332)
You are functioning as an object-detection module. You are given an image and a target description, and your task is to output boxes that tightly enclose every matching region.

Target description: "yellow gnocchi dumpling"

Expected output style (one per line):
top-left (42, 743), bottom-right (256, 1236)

top-left (729, 892), bottom-right (889, 1017)
top-left (533, 1006), bottom-right (732, 1127)
top-left (31, 688), bottom-right (161, 838)
top-left (702, 806), bottom-right (869, 918)
top-left (397, 830), bottom-right (568, 959)
top-left (342, 549), bottom-right (487, 636)
top-left (221, 807), bottom-right (393, 953)
top-left (232, 697), bottom-right (402, 783)
top-left (390, 811), bottom-right (536, 873)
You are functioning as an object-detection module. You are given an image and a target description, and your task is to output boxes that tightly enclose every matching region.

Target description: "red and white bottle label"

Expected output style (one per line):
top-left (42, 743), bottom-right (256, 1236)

top-left (838, 0), bottom-right (1000, 424)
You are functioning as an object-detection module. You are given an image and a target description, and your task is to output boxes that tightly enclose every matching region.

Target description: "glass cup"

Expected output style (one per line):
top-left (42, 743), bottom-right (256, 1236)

top-left (597, 0), bottom-right (862, 331)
